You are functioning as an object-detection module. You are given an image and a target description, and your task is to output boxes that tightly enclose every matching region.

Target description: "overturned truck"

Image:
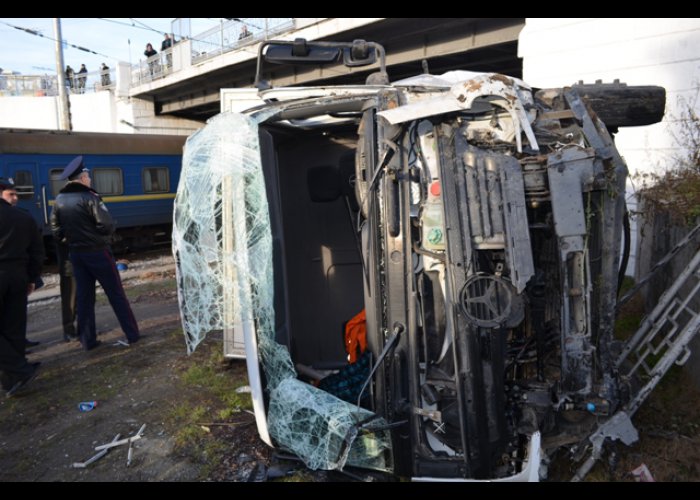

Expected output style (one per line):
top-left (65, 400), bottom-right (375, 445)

top-left (173, 40), bottom-right (680, 481)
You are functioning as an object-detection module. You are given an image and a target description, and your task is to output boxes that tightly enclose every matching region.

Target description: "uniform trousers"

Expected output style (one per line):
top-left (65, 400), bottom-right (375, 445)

top-left (0, 269), bottom-right (33, 389)
top-left (70, 249), bottom-right (139, 350)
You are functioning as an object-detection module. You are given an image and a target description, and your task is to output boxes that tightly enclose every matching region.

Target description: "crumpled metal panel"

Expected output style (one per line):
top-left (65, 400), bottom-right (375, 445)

top-left (378, 73), bottom-right (539, 153)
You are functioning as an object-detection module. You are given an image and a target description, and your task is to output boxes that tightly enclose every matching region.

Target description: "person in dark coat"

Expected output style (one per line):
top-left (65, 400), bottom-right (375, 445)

top-left (50, 157), bottom-right (140, 351)
top-left (144, 43), bottom-right (158, 75)
top-left (52, 175), bottom-right (78, 342)
top-left (0, 178), bottom-right (43, 397)
top-left (1, 181), bottom-right (44, 350)
top-left (100, 63), bottom-right (111, 87)
top-left (161, 34), bottom-right (173, 69)
top-left (77, 64), bottom-right (88, 93)
top-left (65, 65), bottom-right (75, 91)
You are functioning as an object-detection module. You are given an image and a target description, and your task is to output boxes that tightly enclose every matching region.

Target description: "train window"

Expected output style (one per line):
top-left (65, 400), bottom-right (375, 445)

top-left (143, 167), bottom-right (170, 193)
top-left (49, 169), bottom-right (64, 197)
top-left (13, 170), bottom-right (34, 199)
top-left (92, 168), bottom-right (123, 195)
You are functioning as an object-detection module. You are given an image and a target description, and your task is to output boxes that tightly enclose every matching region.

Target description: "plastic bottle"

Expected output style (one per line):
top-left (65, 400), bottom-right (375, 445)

top-left (78, 401), bottom-right (98, 412)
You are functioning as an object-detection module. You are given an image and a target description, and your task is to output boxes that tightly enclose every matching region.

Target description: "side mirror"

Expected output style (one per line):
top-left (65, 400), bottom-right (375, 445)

top-left (264, 38), bottom-right (342, 65)
top-left (255, 39), bottom-right (386, 90)
top-left (342, 40), bottom-right (377, 67)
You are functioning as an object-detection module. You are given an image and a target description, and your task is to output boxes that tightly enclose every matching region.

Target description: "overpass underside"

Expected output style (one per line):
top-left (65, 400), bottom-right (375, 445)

top-left (138, 18), bottom-right (524, 123)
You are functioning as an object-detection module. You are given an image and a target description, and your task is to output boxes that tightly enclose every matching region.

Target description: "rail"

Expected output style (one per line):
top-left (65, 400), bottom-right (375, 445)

top-left (0, 68), bottom-right (116, 97)
top-left (190, 18), bottom-right (294, 63)
top-left (130, 18), bottom-right (295, 86)
top-left (131, 49), bottom-right (176, 85)
top-left (2, 19), bottom-right (297, 93)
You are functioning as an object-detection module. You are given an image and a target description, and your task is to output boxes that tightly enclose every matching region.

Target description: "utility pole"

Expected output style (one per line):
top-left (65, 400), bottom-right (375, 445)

top-left (53, 18), bottom-right (72, 131)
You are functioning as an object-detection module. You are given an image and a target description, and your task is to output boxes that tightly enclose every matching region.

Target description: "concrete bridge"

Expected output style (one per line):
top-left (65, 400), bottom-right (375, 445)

top-left (130, 18), bottom-right (525, 122)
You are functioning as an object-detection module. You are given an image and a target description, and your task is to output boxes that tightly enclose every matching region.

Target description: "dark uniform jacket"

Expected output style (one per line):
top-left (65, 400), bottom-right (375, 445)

top-left (50, 182), bottom-right (115, 252)
top-left (0, 199), bottom-right (43, 282)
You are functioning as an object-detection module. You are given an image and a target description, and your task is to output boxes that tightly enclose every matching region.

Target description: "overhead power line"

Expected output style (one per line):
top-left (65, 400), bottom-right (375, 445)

top-left (0, 20), bottom-right (114, 60)
top-left (96, 18), bottom-right (161, 35)
top-left (98, 17), bottom-right (262, 52)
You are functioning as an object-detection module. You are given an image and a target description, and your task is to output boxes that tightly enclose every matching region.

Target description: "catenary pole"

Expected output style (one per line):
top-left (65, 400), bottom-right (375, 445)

top-left (53, 18), bottom-right (72, 131)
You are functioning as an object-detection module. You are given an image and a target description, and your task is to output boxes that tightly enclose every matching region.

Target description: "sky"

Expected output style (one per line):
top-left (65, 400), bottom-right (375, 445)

top-left (0, 18), bottom-right (226, 75)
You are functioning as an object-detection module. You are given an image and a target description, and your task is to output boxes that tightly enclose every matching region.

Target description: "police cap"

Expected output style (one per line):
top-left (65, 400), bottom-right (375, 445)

top-left (59, 155), bottom-right (89, 181)
top-left (0, 177), bottom-right (15, 191)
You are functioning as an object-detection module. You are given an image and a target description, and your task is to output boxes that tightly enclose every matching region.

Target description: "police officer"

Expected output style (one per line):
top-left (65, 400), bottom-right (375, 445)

top-left (0, 180), bottom-right (44, 350)
top-left (50, 157), bottom-right (140, 351)
top-left (0, 177), bottom-right (43, 396)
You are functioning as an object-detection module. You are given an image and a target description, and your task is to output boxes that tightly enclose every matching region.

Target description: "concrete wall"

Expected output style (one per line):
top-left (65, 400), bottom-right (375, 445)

top-left (122, 95), bottom-right (202, 135)
top-left (0, 88), bottom-right (201, 136)
top-left (69, 92), bottom-right (116, 132)
top-left (0, 95), bottom-right (59, 129)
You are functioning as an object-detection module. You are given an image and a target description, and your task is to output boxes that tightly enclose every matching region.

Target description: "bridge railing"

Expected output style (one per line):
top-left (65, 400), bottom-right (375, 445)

top-left (190, 18), bottom-right (295, 64)
top-left (130, 18), bottom-right (296, 87)
top-left (0, 68), bottom-right (116, 97)
top-left (131, 49), bottom-right (176, 85)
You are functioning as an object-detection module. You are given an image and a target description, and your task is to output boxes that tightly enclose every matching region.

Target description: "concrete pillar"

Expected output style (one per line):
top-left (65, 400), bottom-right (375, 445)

top-left (115, 62), bottom-right (132, 98)
top-left (173, 39), bottom-right (192, 73)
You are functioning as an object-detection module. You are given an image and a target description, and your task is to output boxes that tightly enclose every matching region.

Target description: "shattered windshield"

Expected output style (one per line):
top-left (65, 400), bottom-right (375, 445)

top-left (172, 112), bottom-right (392, 472)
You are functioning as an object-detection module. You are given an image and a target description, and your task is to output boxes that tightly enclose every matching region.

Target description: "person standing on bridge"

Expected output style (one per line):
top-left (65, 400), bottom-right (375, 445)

top-left (65, 65), bottom-right (75, 92)
top-left (50, 157), bottom-right (140, 351)
top-left (100, 63), bottom-right (111, 87)
top-left (76, 64), bottom-right (88, 94)
top-left (161, 34), bottom-right (173, 69)
top-left (0, 178), bottom-right (43, 396)
top-left (144, 43), bottom-right (158, 76)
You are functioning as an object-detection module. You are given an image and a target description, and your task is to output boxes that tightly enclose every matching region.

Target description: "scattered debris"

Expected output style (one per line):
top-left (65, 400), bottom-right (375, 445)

top-left (631, 463), bottom-right (656, 482)
top-left (267, 462), bottom-right (300, 480)
top-left (78, 401), bottom-right (97, 412)
top-left (94, 423), bottom-right (146, 452)
top-left (235, 385), bottom-right (251, 394)
top-left (72, 433), bottom-right (120, 468)
top-left (266, 456), bottom-right (304, 480)
top-left (195, 416), bottom-right (255, 429)
top-left (246, 462), bottom-right (268, 482)
top-left (113, 340), bottom-right (130, 347)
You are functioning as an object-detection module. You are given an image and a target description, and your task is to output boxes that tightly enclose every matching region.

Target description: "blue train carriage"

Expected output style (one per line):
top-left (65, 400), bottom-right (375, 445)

top-left (0, 128), bottom-right (186, 253)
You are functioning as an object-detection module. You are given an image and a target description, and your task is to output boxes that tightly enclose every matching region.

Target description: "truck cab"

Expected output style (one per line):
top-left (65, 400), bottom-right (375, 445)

top-left (173, 39), bottom-right (666, 480)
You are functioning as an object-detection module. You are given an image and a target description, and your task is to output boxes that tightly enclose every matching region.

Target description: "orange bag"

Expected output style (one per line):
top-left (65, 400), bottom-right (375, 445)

top-left (344, 309), bottom-right (367, 364)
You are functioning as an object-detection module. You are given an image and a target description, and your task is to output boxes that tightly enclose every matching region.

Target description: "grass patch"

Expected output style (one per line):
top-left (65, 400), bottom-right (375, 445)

top-left (181, 349), bottom-right (252, 411)
top-left (95, 278), bottom-right (176, 305)
top-left (126, 278), bottom-right (177, 301)
top-left (614, 311), bottom-right (644, 341)
top-left (615, 276), bottom-right (645, 341)
top-left (273, 470), bottom-right (317, 482)
top-left (167, 340), bottom-right (251, 478)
